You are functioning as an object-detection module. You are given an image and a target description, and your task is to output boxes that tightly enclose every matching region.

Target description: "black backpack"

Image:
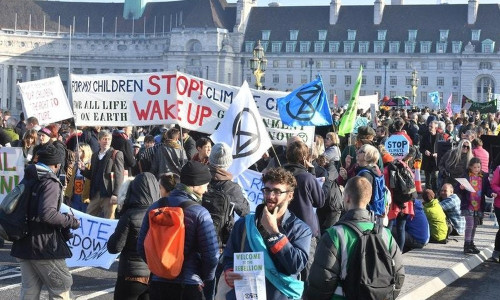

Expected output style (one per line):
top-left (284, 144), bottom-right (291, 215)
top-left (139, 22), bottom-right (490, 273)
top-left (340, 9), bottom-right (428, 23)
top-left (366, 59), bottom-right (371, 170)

top-left (387, 160), bottom-right (416, 208)
top-left (0, 177), bottom-right (38, 241)
top-left (334, 220), bottom-right (397, 300)
top-left (321, 176), bottom-right (344, 212)
top-left (202, 181), bottom-right (234, 248)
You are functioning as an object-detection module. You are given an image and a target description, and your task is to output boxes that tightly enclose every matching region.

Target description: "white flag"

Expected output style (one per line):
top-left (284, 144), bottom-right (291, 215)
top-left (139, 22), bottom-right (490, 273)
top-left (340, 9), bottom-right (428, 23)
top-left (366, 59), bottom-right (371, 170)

top-left (210, 81), bottom-right (272, 178)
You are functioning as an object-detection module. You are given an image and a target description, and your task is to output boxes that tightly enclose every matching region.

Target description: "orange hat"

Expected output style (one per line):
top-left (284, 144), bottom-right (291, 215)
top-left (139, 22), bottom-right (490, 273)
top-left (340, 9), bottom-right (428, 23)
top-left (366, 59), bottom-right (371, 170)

top-left (382, 152), bottom-right (394, 164)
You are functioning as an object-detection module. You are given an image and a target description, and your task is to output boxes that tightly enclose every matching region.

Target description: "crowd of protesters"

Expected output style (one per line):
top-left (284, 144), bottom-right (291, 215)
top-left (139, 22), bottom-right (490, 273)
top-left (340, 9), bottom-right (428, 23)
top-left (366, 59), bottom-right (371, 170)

top-left (2, 104), bottom-right (500, 299)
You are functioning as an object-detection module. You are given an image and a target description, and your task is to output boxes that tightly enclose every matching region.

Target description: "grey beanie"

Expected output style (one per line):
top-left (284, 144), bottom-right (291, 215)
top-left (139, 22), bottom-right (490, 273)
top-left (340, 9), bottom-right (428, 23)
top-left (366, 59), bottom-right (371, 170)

top-left (209, 142), bottom-right (233, 170)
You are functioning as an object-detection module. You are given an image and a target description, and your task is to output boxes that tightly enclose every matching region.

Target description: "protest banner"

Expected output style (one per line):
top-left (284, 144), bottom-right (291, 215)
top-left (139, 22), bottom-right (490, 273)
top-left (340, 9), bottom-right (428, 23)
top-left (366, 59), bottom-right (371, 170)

top-left (0, 148), bottom-right (25, 204)
top-left (357, 94), bottom-right (379, 112)
top-left (235, 169), bottom-right (264, 213)
top-left (18, 75), bottom-right (73, 125)
top-left (385, 134), bottom-right (411, 160)
top-left (71, 72), bottom-right (315, 146)
top-left (60, 204), bottom-right (119, 269)
top-left (234, 252), bottom-right (266, 300)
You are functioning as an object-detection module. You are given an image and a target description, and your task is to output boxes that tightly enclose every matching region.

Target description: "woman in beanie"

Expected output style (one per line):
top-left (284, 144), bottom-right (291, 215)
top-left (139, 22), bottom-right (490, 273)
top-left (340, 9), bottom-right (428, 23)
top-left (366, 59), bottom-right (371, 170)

top-left (31, 125), bottom-right (54, 163)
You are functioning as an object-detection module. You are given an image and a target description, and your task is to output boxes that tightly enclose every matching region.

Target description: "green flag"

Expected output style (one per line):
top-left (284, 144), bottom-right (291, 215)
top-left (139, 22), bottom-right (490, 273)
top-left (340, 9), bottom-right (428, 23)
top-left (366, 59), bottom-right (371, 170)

top-left (338, 66), bottom-right (363, 137)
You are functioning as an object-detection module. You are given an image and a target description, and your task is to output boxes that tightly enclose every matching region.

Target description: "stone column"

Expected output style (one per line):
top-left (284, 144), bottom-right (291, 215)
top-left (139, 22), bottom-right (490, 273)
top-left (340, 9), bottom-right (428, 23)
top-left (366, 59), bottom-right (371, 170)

top-left (11, 65), bottom-right (17, 110)
top-left (26, 66), bottom-right (32, 82)
top-left (40, 66), bottom-right (46, 79)
top-left (1, 65), bottom-right (9, 110)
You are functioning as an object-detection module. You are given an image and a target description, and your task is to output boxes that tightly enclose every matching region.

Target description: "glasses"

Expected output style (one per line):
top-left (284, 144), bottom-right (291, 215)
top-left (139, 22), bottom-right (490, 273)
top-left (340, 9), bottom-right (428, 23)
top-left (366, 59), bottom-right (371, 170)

top-left (463, 145), bottom-right (470, 149)
top-left (357, 150), bottom-right (365, 154)
top-left (261, 188), bottom-right (291, 196)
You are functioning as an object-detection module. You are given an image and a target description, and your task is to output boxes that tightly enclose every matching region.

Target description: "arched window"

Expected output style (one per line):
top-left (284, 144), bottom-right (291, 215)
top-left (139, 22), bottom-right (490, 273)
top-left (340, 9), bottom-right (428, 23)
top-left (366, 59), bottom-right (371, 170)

top-left (476, 76), bottom-right (495, 102)
top-left (187, 40), bottom-right (202, 52)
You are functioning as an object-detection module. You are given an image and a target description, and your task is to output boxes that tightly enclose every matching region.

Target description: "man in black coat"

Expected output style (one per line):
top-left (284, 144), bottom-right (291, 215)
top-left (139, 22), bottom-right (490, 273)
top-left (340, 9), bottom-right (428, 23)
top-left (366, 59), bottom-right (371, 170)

top-left (111, 126), bottom-right (136, 176)
top-left (11, 144), bottom-right (80, 299)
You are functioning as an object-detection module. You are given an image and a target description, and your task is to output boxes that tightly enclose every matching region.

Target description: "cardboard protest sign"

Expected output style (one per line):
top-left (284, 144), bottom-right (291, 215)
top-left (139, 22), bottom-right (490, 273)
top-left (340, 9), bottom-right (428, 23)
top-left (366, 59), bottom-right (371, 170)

top-left (18, 75), bottom-right (73, 125)
top-left (0, 148), bottom-right (25, 204)
top-left (71, 72), bottom-right (315, 146)
top-left (61, 204), bottom-right (119, 269)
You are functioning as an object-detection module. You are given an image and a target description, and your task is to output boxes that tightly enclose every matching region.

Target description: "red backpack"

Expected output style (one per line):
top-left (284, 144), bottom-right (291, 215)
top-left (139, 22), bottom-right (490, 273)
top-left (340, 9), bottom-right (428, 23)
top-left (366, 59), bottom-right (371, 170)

top-left (144, 198), bottom-right (198, 279)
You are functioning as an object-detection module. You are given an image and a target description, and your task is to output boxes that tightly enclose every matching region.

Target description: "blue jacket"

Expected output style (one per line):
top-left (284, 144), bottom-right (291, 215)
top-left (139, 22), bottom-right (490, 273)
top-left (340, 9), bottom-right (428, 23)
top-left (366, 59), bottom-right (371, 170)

top-left (223, 204), bottom-right (312, 300)
top-left (283, 163), bottom-right (325, 237)
top-left (406, 200), bottom-right (430, 245)
top-left (137, 185), bottom-right (218, 285)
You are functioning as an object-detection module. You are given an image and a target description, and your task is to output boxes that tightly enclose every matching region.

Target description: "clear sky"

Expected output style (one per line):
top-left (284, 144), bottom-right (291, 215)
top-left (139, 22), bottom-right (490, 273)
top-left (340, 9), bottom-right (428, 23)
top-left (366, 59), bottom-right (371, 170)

top-left (56, 0), bottom-right (500, 6)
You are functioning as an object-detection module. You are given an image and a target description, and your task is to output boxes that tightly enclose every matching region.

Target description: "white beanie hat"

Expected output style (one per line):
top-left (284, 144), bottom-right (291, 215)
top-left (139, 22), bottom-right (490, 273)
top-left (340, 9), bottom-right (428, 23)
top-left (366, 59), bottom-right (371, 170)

top-left (209, 142), bottom-right (233, 170)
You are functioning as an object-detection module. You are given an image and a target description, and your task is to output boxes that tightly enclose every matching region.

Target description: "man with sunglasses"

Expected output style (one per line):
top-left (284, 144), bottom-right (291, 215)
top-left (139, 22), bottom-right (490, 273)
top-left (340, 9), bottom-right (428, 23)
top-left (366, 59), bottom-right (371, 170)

top-left (221, 168), bottom-right (312, 300)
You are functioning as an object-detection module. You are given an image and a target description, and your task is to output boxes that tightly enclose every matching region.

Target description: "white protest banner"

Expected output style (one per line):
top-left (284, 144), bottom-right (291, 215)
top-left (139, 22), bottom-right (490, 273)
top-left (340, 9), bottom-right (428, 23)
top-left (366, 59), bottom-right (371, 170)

top-left (385, 134), bottom-right (411, 160)
top-left (18, 75), bottom-right (73, 125)
top-left (0, 148), bottom-right (25, 204)
top-left (60, 204), bottom-right (119, 269)
top-left (71, 72), bottom-right (315, 146)
top-left (357, 94), bottom-right (379, 112)
top-left (234, 252), bottom-right (266, 300)
top-left (455, 178), bottom-right (475, 193)
top-left (235, 169), bottom-right (264, 213)
top-left (210, 82), bottom-right (273, 178)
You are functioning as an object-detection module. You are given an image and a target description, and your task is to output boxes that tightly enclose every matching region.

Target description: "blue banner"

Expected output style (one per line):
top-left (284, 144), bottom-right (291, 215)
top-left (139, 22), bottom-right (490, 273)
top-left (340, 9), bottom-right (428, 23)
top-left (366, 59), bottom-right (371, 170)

top-left (277, 76), bottom-right (333, 126)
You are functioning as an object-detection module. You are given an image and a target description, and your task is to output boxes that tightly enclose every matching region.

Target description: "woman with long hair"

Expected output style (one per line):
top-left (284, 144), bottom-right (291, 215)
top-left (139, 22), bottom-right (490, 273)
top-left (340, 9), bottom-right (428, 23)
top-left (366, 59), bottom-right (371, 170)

top-left (439, 139), bottom-right (473, 188)
top-left (11, 129), bottom-right (37, 164)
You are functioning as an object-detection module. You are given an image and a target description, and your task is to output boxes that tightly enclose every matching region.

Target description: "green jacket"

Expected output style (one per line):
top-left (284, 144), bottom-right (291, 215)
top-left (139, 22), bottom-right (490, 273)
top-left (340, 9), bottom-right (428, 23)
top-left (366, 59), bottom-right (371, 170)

top-left (423, 198), bottom-right (448, 242)
top-left (306, 209), bottom-right (405, 300)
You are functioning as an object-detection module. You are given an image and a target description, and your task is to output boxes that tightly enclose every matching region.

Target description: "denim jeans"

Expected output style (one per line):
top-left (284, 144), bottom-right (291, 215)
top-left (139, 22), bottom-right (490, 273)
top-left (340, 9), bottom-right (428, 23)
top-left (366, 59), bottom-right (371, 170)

top-left (388, 214), bottom-right (407, 251)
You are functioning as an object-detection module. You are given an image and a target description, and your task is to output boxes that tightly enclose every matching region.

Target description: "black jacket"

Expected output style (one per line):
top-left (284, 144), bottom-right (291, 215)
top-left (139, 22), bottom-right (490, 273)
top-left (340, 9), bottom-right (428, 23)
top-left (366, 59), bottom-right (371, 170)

top-left (111, 131), bottom-right (136, 173)
top-left (209, 166), bottom-right (250, 218)
top-left (183, 135), bottom-right (197, 161)
top-left (11, 164), bottom-right (75, 259)
top-left (81, 147), bottom-right (125, 197)
top-left (107, 173), bottom-right (160, 277)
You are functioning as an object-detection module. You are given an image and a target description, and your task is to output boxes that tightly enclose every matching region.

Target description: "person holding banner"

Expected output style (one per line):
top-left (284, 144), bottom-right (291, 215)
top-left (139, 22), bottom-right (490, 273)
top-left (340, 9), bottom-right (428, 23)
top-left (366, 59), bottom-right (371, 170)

top-left (108, 172), bottom-right (161, 300)
top-left (11, 144), bottom-right (81, 300)
top-left (221, 168), bottom-right (312, 300)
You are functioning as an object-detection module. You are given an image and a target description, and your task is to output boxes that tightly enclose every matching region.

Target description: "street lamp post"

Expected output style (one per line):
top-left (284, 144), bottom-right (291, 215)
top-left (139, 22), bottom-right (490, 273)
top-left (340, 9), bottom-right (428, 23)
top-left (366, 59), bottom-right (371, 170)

top-left (383, 59), bottom-right (389, 97)
top-left (249, 40), bottom-right (267, 90)
top-left (308, 58), bottom-right (314, 81)
top-left (411, 69), bottom-right (419, 105)
top-left (206, 66), bottom-right (209, 79)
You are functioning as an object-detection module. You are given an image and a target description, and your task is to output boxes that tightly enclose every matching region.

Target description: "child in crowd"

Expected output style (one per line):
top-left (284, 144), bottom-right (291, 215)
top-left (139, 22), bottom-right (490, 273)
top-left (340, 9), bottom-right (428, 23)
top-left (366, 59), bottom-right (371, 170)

top-left (459, 157), bottom-right (497, 254)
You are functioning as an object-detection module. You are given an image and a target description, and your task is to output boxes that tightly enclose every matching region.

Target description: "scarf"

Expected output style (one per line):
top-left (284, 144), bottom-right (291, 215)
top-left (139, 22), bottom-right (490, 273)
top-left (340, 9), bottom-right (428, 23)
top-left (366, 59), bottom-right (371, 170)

top-left (245, 214), bottom-right (304, 299)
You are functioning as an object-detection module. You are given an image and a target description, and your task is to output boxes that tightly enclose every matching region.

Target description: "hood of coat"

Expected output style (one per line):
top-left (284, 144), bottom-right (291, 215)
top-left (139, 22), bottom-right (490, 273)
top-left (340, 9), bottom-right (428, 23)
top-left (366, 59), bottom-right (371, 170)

top-left (24, 163), bottom-right (59, 182)
top-left (209, 165), bottom-right (233, 181)
top-left (125, 172), bottom-right (160, 208)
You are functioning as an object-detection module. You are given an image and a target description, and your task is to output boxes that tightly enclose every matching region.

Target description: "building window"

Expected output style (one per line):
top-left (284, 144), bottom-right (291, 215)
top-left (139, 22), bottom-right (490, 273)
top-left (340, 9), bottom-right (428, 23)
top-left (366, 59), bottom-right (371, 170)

top-left (290, 30), bottom-right (299, 41)
top-left (421, 91), bottom-right (428, 103)
top-left (375, 76), bottom-right (382, 85)
top-left (405, 77), bottom-right (412, 86)
top-left (405, 41), bottom-right (415, 53)
top-left (314, 41), bottom-right (325, 53)
top-left (273, 60), bottom-right (279, 68)
top-left (472, 29), bottom-right (481, 41)
top-left (390, 76), bottom-right (397, 86)
top-left (436, 42), bottom-right (447, 53)
top-left (390, 91), bottom-right (396, 98)
top-left (420, 41), bottom-right (432, 53)
top-left (452, 77), bottom-right (459, 86)
top-left (439, 30), bottom-right (449, 41)
top-left (260, 41), bottom-right (269, 52)
top-left (271, 42), bottom-right (282, 53)
top-left (362, 76), bottom-right (366, 85)
top-left (378, 30), bottom-right (387, 41)
top-left (452, 92), bottom-right (459, 102)
top-left (262, 30), bottom-right (271, 41)
top-left (360, 61), bottom-right (367, 69)
top-left (299, 41), bottom-right (311, 53)
top-left (245, 41), bottom-right (255, 53)
top-left (273, 74), bottom-right (279, 84)
top-left (437, 61), bottom-right (444, 70)
top-left (287, 60), bottom-right (294, 68)
top-left (374, 41), bottom-right (385, 53)
top-left (286, 41), bottom-right (296, 53)
top-left (347, 30), bottom-right (356, 40)
top-left (329, 41), bottom-right (340, 53)
top-left (406, 61), bottom-right (413, 69)
top-left (287, 74), bottom-right (293, 84)
top-left (330, 60), bottom-right (336, 68)
top-left (452, 41), bottom-right (462, 54)
top-left (482, 39), bottom-right (495, 53)
top-left (301, 75), bottom-right (308, 84)
top-left (316, 61), bottom-right (322, 68)
top-left (437, 77), bottom-right (444, 86)
top-left (318, 30), bottom-right (327, 41)
top-left (453, 61), bottom-right (460, 70)
top-left (330, 75), bottom-right (337, 85)
top-left (421, 62), bottom-right (429, 70)
top-left (375, 61), bottom-right (382, 69)
top-left (408, 30), bottom-right (417, 41)
top-left (246, 75), bottom-right (252, 83)
top-left (476, 76), bottom-right (495, 102)
top-left (359, 41), bottom-right (369, 53)
top-left (345, 61), bottom-right (352, 69)
top-left (421, 76), bottom-right (428, 86)
top-left (345, 90), bottom-right (351, 101)
top-left (345, 75), bottom-right (352, 85)
top-left (479, 62), bottom-right (493, 70)
top-left (390, 61), bottom-right (398, 69)
top-left (344, 41), bottom-right (355, 53)
top-left (389, 41), bottom-right (400, 53)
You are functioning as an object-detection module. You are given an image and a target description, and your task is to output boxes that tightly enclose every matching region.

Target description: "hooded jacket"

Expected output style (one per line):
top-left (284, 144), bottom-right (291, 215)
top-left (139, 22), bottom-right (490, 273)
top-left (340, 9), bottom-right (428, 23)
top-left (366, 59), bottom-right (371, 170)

top-left (107, 172), bottom-right (160, 277)
top-left (423, 199), bottom-right (448, 242)
top-left (208, 166), bottom-right (250, 218)
top-left (11, 164), bottom-right (75, 260)
top-left (150, 140), bottom-right (187, 177)
top-left (283, 163), bottom-right (325, 238)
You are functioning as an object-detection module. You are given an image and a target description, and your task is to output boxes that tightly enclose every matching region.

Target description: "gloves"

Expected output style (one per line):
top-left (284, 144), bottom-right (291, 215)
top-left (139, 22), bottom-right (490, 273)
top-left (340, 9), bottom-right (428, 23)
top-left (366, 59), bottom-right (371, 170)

top-left (69, 216), bottom-right (80, 230)
top-left (61, 227), bottom-right (74, 241)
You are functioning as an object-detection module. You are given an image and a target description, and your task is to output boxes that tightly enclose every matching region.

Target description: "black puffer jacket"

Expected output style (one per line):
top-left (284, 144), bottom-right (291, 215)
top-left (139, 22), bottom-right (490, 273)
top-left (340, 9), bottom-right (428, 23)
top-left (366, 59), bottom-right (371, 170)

top-left (209, 166), bottom-right (250, 218)
top-left (107, 172), bottom-right (160, 277)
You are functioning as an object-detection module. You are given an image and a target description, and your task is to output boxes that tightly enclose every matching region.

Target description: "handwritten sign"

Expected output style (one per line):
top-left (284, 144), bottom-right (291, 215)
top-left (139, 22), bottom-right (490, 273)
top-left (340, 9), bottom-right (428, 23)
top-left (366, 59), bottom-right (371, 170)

top-left (18, 76), bottom-right (73, 125)
top-left (60, 204), bottom-right (119, 269)
top-left (385, 134), bottom-right (411, 160)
